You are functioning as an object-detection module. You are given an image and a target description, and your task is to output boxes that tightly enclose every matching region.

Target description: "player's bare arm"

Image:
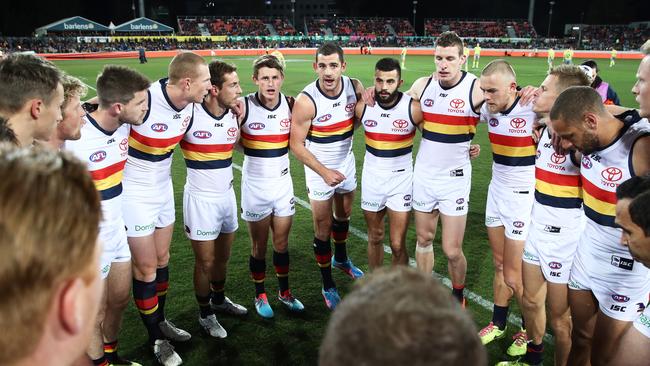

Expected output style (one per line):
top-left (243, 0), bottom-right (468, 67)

top-left (354, 99), bottom-right (366, 129)
top-left (470, 78), bottom-right (486, 114)
top-left (290, 93), bottom-right (345, 186)
top-left (405, 76), bottom-right (430, 101)
top-left (233, 96), bottom-right (247, 152)
top-left (631, 135), bottom-right (650, 176)
top-left (410, 98), bottom-right (424, 130)
top-left (351, 78), bottom-right (365, 129)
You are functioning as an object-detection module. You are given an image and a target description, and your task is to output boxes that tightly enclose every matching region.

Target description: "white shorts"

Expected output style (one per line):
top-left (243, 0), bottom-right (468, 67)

top-left (361, 166), bottom-right (412, 212)
top-left (99, 221), bottom-right (131, 280)
top-left (183, 188), bottom-right (238, 241)
top-left (569, 230), bottom-right (650, 321)
top-left (412, 166), bottom-right (471, 216)
top-left (523, 220), bottom-right (582, 284)
top-left (634, 305), bottom-right (650, 339)
top-left (122, 178), bottom-right (175, 237)
top-left (305, 152), bottom-right (357, 201)
top-left (241, 174), bottom-right (295, 222)
top-left (485, 182), bottom-right (534, 241)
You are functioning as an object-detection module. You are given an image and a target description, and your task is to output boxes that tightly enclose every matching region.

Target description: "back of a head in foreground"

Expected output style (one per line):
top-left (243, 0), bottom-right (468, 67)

top-left (319, 266), bottom-right (487, 366)
top-left (0, 144), bottom-right (101, 365)
top-left (548, 64), bottom-right (591, 92)
top-left (0, 53), bottom-right (62, 115)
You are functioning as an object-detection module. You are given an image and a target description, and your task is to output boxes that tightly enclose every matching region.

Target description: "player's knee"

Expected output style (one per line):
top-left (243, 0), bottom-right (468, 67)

top-left (157, 252), bottom-right (170, 266)
top-left (550, 313), bottom-right (572, 337)
top-left (522, 292), bottom-right (541, 312)
top-left (368, 227), bottom-right (384, 244)
top-left (132, 260), bottom-right (157, 279)
top-left (196, 258), bottom-right (216, 274)
top-left (273, 239), bottom-right (288, 253)
top-left (503, 272), bottom-right (522, 291)
top-left (443, 245), bottom-right (463, 262)
top-left (416, 240), bottom-right (432, 249)
top-left (107, 289), bottom-right (131, 311)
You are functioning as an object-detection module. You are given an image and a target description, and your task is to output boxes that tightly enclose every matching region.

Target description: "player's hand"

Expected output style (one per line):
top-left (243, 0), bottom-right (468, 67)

top-left (469, 144), bottom-right (481, 160)
top-left (231, 99), bottom-right (244, 116)
top-left (362, 87), bottom-right (376, 107)
top-left (517, 86), bottom-right (537, 106)
top-left (321, 168), bottom-right (346, 187)
top-left (546, 124), bottom-right (570, 155)
top-left (531, 117), bottom-right (546, 144)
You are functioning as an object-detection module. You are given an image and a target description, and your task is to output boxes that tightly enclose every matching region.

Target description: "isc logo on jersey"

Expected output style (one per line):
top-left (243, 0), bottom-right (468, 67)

top-left (448, 99), bottom-right (465, 113)
top-left (89, 151), bottom-right (107, 163)
top-left (193, 131), bottom-right (212, 139)
top-left (151, 123), bottom-right (168, 132)
top-left (509, 118), bottom-right (527, 134)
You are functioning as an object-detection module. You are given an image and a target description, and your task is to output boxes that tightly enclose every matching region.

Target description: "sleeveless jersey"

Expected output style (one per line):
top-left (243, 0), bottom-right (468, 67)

top-left (180, 103), bottom-right (238, 195)
top-left (125, 79), bottom-right (193, 184)
top-left (482, 97), bottom-right (537, 187)
top-left (580, 112), bottom-right (650, 253)
top-left (417, 72), bottom-right (480, 172)
top-left (301, 76), bottom-right (357, 166)
top-left (65, 114), bottom-right (130, 228)
top-left (241, 92), bottom-right (292, 178)
top-left (361, 92), bottom-right (416, 171)
top-left (532, 127), bottom-right (583, 227)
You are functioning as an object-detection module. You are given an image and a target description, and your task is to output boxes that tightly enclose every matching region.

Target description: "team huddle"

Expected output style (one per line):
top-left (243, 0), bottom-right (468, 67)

top-left (2, 30), bottom-right (650, 366)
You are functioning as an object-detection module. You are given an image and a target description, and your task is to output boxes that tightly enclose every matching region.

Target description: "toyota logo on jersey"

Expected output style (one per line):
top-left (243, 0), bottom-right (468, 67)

top-left (550, 153), bottom-right (566, 164)
top-left (488, 118), bottom-right (499, 127)
top-left (510, 118), bottom-right (526, 129)
top-left (317, 114), bottom-right (332, 122)
top-left (119, 138), bottom-right (129, 152)
top-left (393, 119), bottom-right (408, 129)
top-left (151, 123), bottom-right (168, 132)
top-left (601, 167), bottom-right (623, 182)
top-left (345, 103), bottom-right (355, 112)
top-left (449, 99), bottom-right (465, 109)
top-left (280, 119), bottom-right (291, 128)
top-left (227, 127), bottom-right (238, 137)
top-left (423, 99), bottom-right (434, 107)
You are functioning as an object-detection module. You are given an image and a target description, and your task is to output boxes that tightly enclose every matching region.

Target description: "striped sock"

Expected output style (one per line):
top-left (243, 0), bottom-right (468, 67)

top-left (196, 294), bottom-right (213, 318)
top-left (103, 340), bottom-right (118, 363)
top-left (452, 284), bottom-right (465, 303)
top-left (249, 255), bottom-right (267, 296)
top-left (273, 250), bottom-right (290, 293)
top-left (210, 280), bottom-right (226, 305)
top-left (156, 266), bottom-right (169, 317)
top-left (133, 279), bottom-right (164, 343)
top-left (92, 356), bottom-right (109, 366)
top-left (331, 218), bottom-right (349, 263)
top-left (522, 342), bottom-right (544, 365)
top-left (313, 237), bottom-right (335, 290)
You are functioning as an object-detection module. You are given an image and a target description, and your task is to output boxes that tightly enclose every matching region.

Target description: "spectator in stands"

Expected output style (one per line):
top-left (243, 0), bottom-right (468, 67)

top-left (0, 53), bottom-right (64, 147)
top-left (0, 144), bottom-right (104, 366)
top-left (581, 60), bottom-right (621, 105)
top-left (319, 266), bottom-right (487, 366)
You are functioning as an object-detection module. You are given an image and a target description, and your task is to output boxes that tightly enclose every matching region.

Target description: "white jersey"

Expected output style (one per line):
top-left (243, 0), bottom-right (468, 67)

top-left (241, 92), bottom-right (292, 179)
top-left (532, 127), bottom-right (583, 227)
top-left (361, 92), bottom-right (416, 171)
top-left (180, 103), bottom-right (238, 196)
top-left (481, 97), bottom-right (536, 187)
top-left (301, 76), bottom-right (357, 166)
top-left (124, 78), bottom-right (193, 184)
top-left (417, 72), bottom-right (480, 173)
top-left (580, 111), bottom-right (650, 271)
top-left (65, 114), bottom-right (130, 230)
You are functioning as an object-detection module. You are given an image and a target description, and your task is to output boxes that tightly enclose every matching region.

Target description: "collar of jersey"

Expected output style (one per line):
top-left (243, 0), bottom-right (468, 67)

top-left (316, 76), bottom-right (345, 100)
top-left (255, 92), bottom-right (282, 112)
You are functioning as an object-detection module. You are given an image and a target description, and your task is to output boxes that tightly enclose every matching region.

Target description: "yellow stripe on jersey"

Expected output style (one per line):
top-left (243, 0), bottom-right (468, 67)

top-left (128, 136), bottom-right (174, 156)
top-left (241, 139), bottom-right (288, 150)
top-left (365, 137), bottom-right (413, 150)
top-left (582, 190), bottom-right (615, 216)
top-left (94, 171), bottom-right (124, 192)
top-left (181, 150), bottom-right (233, 162)
top-left (423, 121), bottom-right (477, 135)
top-left (535, 179), bottom-right (582, 198)
top-left (491, 143), bottom-right (537, 157)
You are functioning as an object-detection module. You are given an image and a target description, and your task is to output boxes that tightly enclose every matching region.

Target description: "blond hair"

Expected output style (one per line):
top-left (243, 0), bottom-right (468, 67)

top-left (0, 144), bottom-right (101, 364)
top-left (168, 52), bottom-right (206, 84)
top-left (481, 59), bottom-right (516, 80)
top-left (549, 64), bottom-right (591, 92)
top-left (61, 73), bottom-right (88, 118)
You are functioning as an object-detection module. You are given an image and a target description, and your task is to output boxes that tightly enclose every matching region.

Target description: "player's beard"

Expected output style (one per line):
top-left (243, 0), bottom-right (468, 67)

top-left (376, 89), bottom-right (400, 107)
top-left (577, 130), bottom-right (600, 155)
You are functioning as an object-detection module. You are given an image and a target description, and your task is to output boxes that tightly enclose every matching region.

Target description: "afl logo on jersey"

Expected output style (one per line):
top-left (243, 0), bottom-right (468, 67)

top-left (513, 221), bottom-right (525, 228)
top-left (582, 156), bottom-right (593, 169)
top-left (488, 118), bottom-right (499, 127)
top-left (510, 118), bottom-right (526, 129)
top-left (249, 123), bottom-right (265, 130)
top-left (601, 167), bottom-right (623, 182)
top-left (193, 131), bottom-right (212, 139)
top-left (612, 294), bottom-right (630, 303)
top-left (345, 103), bottom-right (355, 112)
top-left (151, 123), bottom-right (168, 132)
top-left (119, 138), bottom-right (128, 152)
top-left (449, 99), bottom-right (465, 109)
top-left (423, 99), bottom-right (434, 107)
top-left (280, 119), bottom-right (291, 128)
top-left (317, 114), bottom-right (332, 123)
top-left (393, 119), bottom-right (408, 129)
top-left (89, 151), bottom-right (107, 163)
top-left (364, 120), bottom-right (377, 127)
top-left (550, 153), bottom-right (566, 164)
top-left (549, 262), bottom-right (562, 270)
top-left (227, 127), bottom-right (238, 137)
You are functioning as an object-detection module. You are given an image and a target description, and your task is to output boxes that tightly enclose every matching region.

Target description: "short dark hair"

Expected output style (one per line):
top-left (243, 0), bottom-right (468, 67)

top-left (581, 59), bottom-right (599, 73)
top-left (0, 54), bottom-right (62, 115)
top-left (549, 86), bottom-right (606, 126)
top-left (319, 267), bottom-right (486, 366)
top-left (617, 175), bottom-right (650, 236)
top-left (96, 65), bottom-right (151, 109)
top-left (208, 59), bottom-right (237, 89)
top-left (0, 117), bottom-right (17, 145)
top-left (375, 57), bottom-right (401, 79)
top-left (316, 42), bottom-right (344, 63)
top-left (436, 31), bottom-right (464, 56)
top-left (253, 54), bottom-right (284, 78)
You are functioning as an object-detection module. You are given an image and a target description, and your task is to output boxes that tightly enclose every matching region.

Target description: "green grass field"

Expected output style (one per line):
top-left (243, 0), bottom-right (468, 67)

top-left (54, 54), bottom-right (641, 365)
